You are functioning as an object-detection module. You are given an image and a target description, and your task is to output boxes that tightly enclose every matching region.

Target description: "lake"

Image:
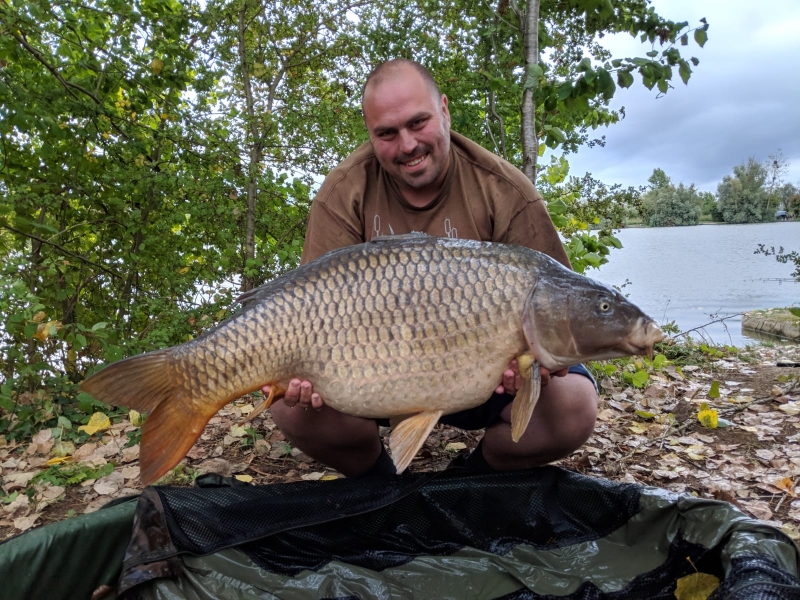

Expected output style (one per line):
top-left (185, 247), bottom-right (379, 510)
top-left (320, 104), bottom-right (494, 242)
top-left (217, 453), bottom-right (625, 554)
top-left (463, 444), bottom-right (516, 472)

top-left (592, 222), bottom-right (800, 347)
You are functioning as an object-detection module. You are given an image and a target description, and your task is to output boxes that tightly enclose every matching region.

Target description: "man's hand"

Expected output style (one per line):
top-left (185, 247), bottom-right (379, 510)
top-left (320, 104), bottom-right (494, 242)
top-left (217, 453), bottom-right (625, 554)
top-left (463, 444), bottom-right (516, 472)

top-left (495, 359), bottom-right (569, 395)
top-left (263, 379), bottom-right (324, 411)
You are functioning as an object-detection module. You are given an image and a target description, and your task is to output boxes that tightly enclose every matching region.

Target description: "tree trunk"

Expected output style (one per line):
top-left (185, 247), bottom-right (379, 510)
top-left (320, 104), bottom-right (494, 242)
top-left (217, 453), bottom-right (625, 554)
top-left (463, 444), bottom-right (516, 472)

top-left (238, 1), bottom-right (263, 293)
top-left (521, 0), bottom-right (540, 183)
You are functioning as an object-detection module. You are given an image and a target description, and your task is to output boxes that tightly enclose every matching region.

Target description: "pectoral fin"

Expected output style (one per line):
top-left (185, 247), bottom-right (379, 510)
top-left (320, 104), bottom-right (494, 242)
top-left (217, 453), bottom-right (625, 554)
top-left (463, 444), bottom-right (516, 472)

top-left (510, 353), bottom-right (541, 443)
top-left (388, 410), bottom-right (443, 474)
top-left (239, 383), bottom-right (286, 426)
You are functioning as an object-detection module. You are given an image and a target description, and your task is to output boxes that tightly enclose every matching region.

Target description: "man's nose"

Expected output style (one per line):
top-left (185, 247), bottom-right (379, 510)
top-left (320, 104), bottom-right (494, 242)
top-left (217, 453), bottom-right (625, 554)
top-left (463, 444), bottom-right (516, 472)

top-left (397, 129), bottom-right (417, 154)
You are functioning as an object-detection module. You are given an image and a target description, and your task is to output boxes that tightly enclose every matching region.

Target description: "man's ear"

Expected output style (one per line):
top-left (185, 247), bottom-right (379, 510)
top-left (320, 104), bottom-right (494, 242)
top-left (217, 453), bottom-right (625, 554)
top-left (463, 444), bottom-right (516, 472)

top-left (441, 94), bottom-right (451, 126)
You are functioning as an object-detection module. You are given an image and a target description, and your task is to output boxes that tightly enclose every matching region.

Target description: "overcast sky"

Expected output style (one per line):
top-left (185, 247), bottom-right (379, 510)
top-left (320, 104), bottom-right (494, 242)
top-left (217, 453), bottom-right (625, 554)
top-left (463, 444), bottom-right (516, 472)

top-left (563, 0), bottom-right (800, 193)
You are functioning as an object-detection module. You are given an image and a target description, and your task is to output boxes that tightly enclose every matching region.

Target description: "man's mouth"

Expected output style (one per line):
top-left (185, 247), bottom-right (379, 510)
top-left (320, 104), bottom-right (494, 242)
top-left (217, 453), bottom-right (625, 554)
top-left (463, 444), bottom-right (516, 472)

top-left (403, 154), bottom-right (426, 168)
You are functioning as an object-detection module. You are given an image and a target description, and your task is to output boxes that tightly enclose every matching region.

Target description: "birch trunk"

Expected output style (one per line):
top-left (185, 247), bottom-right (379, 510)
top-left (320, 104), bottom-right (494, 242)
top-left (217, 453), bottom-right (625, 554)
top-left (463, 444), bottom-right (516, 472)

top-left (521, 0), bottom-right (541, 183)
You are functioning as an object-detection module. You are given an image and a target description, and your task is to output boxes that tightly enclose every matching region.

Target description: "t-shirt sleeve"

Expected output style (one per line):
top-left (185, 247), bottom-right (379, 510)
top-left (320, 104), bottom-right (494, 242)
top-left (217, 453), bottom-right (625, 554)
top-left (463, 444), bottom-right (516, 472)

top-left (504, 195), bottom-right (573, 270)
top-left (300, 185), bottom-right (364, 265)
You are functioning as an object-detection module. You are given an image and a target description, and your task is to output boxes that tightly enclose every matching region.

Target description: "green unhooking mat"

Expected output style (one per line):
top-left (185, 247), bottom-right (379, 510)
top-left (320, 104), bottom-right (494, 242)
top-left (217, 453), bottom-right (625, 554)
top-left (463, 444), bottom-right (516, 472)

top-left (2, 467), bottom-right (800, 599)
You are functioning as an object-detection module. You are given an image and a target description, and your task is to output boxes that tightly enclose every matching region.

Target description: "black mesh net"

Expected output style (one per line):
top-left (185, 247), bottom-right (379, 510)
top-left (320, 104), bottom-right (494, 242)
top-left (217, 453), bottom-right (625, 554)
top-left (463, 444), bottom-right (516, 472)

top-left (121, 467), bottom-right (800, 599)
top-left (157, 467), bottom-right (640, 573)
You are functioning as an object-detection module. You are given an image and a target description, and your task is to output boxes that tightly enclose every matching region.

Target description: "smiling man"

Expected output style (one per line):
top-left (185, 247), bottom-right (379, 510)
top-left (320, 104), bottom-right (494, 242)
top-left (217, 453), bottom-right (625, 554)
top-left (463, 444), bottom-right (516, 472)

top-left (267, 59), bottom-right (599, 477)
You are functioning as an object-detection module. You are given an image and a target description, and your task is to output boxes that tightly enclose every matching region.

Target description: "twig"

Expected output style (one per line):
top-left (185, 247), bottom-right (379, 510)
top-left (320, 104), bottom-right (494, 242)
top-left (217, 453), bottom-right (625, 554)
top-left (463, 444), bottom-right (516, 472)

top-left (717, 396), bottom-right (773, 417)
top-left (673, 313), bottom-right (743, 339)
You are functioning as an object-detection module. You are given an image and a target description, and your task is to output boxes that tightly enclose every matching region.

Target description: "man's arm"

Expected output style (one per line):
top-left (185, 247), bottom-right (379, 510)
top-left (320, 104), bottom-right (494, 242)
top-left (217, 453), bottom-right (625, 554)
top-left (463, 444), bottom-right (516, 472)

top-left (504, 198), bottom-right (572, 269)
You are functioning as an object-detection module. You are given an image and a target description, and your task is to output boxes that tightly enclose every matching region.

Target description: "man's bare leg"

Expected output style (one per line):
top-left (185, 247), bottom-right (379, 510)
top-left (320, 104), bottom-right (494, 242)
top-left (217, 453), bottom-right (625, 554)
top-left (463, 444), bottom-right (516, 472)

top-left (481, 373), bottom-right (598, 470)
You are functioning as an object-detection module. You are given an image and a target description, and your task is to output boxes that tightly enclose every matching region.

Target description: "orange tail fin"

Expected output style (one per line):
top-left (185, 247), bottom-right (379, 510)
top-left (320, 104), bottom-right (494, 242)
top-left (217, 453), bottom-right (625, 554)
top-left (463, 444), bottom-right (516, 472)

top-left (79, 350), bottom-right (220, 485)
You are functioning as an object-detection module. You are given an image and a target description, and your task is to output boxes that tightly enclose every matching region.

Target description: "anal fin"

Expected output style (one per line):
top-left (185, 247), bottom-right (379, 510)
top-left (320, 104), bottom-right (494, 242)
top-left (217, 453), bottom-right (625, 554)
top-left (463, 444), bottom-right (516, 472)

top-left (388, 410), bottom-right (443, 473)
top-left (510, 353), bottom-right (541, 443)
top-left (239, 383), bottom-right (285, 426)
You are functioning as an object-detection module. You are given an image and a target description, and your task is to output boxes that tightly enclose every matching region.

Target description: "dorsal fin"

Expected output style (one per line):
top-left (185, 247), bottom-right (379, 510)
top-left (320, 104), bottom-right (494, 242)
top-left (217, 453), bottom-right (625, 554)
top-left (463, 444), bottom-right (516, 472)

top-left (370, 232), bottom-right (431, 244)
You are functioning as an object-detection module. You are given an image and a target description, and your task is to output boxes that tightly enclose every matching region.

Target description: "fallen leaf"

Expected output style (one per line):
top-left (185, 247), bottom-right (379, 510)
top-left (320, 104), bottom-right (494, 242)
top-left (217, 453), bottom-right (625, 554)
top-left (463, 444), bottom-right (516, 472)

top-left (239, 404), bottom-right (255, 415)
top-left (129, 410), bottom-right (142, 426)
top-left (743, 500), bottom-right (773, 521)
top-left (14, 513), bottom-right (42, 532)
top-left (94, 479), bottom-right (120, 496)
top-left (121, 466), bottom-right (140, 480)
top-left (674, 572), bottom-right (720, 599)
top-left (45, 456), bottom-right (71, 466)
top-left (73, 442), bottom-right (98, 462)
top-left (122, 445), bottom-right (140, 463)
top-left (320, 475), bottom-right (339, 481)
top-left (755, 449), bottom-right (776, 462)
top-left (708, 381), bottom-right (721, 399)
top-left (775, 477), bottom-right (796, 497)
top-left (445, 442), bottom-right (467, 452)
top-left (32, 429), bottom-right (53, 445)
top-left (52, 441), bottom-right (75, 458)
top-left (78, 412), bottom-right (111, 435)
top-left (229, 424), bottom-right (248, 437)
top-left (778, 402), bottom-right (800, 416)
top-left (234, 474), bottom-right (253, 483)
top-left (40, 485), bottom-right (65, 500)
top-left (628, 423), bottom-right (649, 434)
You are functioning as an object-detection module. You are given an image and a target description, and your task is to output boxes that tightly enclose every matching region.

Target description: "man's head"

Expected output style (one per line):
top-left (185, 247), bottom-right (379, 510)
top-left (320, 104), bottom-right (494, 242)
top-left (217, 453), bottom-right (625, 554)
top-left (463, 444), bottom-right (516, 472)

top-left (361, 60), bottom-right (451, 203)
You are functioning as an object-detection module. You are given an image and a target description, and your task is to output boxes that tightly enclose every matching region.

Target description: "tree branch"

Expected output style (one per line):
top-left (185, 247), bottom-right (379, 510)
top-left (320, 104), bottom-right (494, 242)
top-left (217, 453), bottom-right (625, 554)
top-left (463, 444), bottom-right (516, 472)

top-left (0, 221), bottom-right (122, 280)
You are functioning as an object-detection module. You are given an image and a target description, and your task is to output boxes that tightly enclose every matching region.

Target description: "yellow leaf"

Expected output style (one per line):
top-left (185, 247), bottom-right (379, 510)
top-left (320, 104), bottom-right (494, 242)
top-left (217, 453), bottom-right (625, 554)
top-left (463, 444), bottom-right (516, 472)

top-left (697, 408), bottom-right (718, 429)
top-left (129, 410), bottom-right (142, 426)
top-left (234, 474), bottom-right (253, 483)
top-left (239, 403), bottom-right (255, 415)
top-left (178, 266), bottom-right (190, 274)
top-left (32, 320), bottom-right (62, 342)
top-left (78, 412), bottom-right (111, 435)
top-left (229, 424), bottom-right (247, 437)
top-left (320, 475), bottom-right (339, 481)
top-left (46, 456), bottom-right (72, 465)
top-left (150, 58), bottom-right (164, 75)
top-left (674, 572), bottom-right (720, 600)
top-left (775, 477), bottom-right (796, 497)
top-left (628, 423), bottom-right (648, 434)
top-left (32, 311), bottom-right (47, 323)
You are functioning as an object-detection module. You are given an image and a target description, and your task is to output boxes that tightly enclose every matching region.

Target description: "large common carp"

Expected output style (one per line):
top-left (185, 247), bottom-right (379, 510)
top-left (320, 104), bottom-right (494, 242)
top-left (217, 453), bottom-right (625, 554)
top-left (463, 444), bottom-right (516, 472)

top-left (80, 234), bottom-right (664, 484)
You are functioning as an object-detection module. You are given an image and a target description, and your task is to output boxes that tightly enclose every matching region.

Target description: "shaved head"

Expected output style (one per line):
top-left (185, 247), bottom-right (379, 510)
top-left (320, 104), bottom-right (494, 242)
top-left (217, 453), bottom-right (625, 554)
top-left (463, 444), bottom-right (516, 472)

top-left (361, 59), bottom-right (441, 112)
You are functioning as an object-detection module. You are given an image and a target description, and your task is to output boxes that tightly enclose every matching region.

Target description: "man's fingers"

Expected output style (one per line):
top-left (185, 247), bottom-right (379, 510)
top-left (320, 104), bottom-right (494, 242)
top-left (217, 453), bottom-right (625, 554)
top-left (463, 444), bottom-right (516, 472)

top-left (502, 368), bottom-right (516, 395)
top-left (311, 393), bottom-right (324, 411)
top-left (280, 379), bottom-right (302, 407)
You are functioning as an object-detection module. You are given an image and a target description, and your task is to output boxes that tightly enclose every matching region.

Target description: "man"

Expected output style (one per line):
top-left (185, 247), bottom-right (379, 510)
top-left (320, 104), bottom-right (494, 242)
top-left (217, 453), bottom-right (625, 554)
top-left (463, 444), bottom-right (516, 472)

top-left (266, 59), bottom-right (598, 477)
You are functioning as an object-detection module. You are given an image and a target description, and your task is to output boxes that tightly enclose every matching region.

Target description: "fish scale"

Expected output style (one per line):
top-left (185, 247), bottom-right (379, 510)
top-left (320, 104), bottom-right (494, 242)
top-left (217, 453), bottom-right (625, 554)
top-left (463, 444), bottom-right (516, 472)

top-left (80, 233), bottom-right (664, 484)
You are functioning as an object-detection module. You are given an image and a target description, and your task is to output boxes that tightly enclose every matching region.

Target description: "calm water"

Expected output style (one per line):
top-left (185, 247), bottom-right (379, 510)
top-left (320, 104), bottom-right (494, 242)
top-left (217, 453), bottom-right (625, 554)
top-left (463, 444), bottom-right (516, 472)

top-left (592, 222), bottom-right (800, 346)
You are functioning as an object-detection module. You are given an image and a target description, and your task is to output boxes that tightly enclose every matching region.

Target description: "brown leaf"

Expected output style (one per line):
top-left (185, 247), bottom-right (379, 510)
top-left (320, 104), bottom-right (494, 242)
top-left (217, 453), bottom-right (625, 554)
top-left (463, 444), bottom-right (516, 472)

top-left (73, 442), bottom-right (98, 462)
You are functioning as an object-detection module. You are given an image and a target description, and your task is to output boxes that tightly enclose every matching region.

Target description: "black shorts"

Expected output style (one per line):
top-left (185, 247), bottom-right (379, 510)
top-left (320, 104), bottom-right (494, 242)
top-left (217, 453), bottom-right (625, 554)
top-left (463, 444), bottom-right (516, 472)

top-left (377, 363), bottom-right (596, 431)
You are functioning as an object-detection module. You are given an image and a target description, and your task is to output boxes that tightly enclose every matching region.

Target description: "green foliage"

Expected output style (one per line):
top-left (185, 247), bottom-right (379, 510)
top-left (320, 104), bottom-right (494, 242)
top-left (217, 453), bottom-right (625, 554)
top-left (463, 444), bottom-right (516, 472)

top-left (646, 183), bottom-right (702, 227)
top-left (537, 156), bottom-right (635, 272)
top-left (716, 158), bottom-right (770, 223)
top-left (31, 462), bottom-right (114, 488)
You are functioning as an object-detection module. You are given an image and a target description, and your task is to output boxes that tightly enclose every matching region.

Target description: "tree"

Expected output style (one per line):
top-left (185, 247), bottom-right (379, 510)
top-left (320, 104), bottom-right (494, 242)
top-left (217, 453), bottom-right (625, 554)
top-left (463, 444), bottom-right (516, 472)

top-left (716, 158), bottom-right (769, 223)
top-left (646, 183), bottom-right (701, 227)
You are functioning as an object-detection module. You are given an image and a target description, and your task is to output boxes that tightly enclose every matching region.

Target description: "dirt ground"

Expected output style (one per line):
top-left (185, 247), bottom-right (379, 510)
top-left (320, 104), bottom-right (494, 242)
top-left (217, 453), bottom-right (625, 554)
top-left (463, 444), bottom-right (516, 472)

top-left (2, 342), bottom-right (800, 544)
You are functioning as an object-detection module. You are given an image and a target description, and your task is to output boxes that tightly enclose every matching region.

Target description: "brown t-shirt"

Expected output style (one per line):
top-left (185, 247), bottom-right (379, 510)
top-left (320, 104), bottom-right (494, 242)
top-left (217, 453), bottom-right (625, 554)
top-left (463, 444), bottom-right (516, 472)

top-left (301, 131), bottom-right (571, 269)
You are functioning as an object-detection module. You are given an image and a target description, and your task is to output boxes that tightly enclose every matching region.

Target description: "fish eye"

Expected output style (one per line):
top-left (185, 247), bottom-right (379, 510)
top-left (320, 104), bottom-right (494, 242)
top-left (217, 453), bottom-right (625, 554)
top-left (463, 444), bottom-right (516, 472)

top-left (597, 299), bottom-right (612, 312)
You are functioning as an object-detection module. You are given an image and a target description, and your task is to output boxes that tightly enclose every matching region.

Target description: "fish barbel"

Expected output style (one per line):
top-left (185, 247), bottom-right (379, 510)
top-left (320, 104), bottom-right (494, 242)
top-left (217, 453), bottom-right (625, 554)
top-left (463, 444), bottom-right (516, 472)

top-left (80, 234), bottom-right (664, 483)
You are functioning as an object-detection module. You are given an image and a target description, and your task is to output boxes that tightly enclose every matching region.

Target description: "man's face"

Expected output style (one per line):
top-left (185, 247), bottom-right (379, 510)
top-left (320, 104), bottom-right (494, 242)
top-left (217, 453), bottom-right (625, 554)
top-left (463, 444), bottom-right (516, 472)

top-left (362, 69), bottom-right (451, 197)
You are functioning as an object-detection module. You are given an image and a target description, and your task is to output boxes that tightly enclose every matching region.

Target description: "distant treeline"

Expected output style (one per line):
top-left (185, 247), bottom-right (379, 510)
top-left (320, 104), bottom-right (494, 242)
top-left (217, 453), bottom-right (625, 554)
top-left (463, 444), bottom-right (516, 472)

top-left (635, 154), bottom-right (798, 227)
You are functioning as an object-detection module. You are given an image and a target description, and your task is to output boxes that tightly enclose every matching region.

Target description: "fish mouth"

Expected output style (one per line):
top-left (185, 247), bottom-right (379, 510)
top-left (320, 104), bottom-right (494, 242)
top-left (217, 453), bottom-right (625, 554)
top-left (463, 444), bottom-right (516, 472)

top-left (619, 318), bottom-right (666, 358)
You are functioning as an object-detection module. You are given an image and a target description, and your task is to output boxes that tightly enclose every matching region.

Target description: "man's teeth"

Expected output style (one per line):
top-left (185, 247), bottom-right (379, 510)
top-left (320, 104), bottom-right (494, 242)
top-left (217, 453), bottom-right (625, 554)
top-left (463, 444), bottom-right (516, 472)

top-left (405, 155), bottom-right (425, 167)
